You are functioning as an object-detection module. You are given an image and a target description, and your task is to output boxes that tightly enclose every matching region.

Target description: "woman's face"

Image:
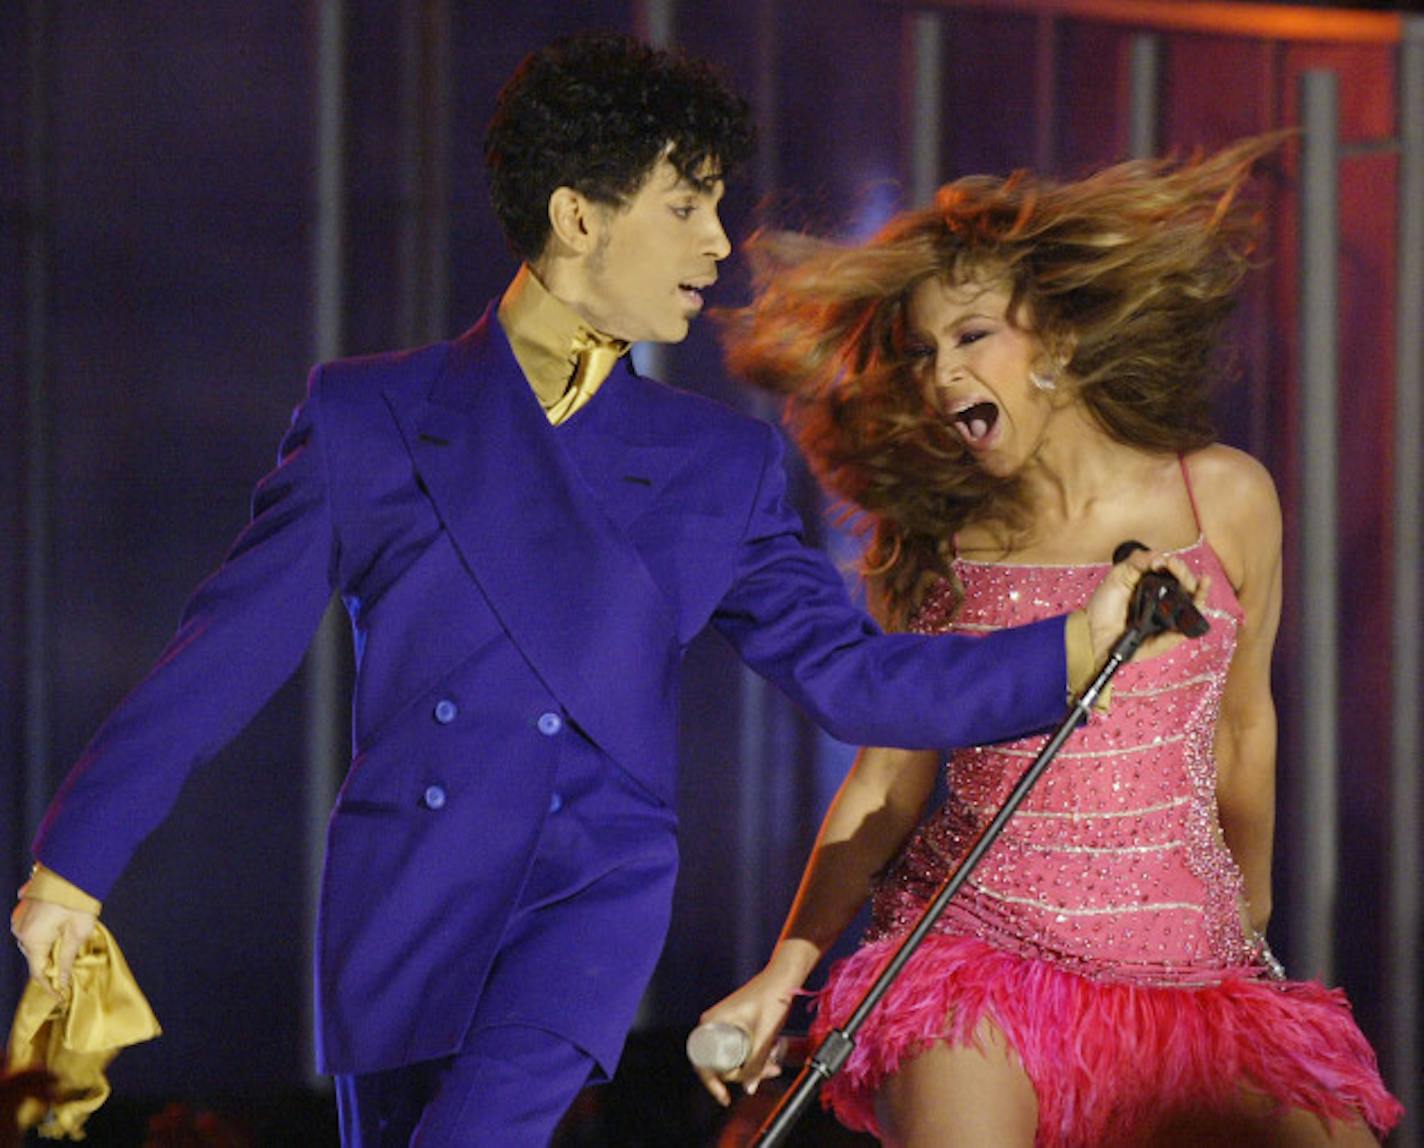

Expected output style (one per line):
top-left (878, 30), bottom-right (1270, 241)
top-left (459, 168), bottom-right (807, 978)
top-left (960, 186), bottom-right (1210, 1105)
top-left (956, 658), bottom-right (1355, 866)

top-left (904, 274), bottom-right (1058, 478)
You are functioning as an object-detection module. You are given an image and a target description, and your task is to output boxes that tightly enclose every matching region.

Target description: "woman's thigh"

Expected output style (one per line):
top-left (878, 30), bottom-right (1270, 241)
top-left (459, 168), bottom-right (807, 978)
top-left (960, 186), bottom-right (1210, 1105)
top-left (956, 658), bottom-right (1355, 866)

top-left (874, 1019), bottom-right (1037, 1148)
top-left (1145, 1091), bottom-right (1380, 1147)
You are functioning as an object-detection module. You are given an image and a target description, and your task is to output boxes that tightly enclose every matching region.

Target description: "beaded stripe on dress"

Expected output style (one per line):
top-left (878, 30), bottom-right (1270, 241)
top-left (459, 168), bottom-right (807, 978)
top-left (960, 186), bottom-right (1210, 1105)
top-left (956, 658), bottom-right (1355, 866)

top-left (866, 537), bottom-right (1264, 985)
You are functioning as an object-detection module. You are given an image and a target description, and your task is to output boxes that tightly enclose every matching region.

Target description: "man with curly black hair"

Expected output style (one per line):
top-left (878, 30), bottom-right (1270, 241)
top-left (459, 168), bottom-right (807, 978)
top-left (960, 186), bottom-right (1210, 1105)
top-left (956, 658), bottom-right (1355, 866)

top-left (13, 32), bottom-right (1171, 1145)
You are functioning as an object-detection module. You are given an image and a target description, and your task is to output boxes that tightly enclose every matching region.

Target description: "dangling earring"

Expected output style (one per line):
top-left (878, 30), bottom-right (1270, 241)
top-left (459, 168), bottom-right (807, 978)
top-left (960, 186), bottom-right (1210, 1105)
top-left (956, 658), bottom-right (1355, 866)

top-left (1030, 353), bottom-right (1066, 393)
top-left (1029, 365), bottom-right (1058, 392)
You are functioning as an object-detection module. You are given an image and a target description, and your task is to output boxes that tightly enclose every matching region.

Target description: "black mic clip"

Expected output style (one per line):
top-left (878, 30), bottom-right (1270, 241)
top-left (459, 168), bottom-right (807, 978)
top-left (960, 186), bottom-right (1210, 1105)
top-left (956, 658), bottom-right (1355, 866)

top-left (1112, 540), bottom-right (1210, 640)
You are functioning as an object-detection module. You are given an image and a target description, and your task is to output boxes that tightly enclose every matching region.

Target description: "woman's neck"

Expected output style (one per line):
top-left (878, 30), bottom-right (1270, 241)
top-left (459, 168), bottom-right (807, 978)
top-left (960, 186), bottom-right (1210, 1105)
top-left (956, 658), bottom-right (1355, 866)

top-left (957, 402), bottom-right (1189, 562)
top-left (1017, 403), bottom-right (1139, 520)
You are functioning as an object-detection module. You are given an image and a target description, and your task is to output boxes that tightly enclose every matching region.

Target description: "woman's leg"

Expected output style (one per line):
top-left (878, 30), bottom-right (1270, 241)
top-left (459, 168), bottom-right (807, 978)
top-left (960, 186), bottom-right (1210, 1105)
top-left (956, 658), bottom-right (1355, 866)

top-left (873, 1019), bottom-right (1038, 1148)
top-left (1148, 1091), bottom-right (1380, 1148)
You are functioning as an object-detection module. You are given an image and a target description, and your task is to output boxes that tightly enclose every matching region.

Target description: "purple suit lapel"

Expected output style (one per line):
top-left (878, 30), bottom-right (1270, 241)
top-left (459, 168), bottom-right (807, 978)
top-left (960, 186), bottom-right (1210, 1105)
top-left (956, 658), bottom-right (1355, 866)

top-left (383, 312), bottom-right (682, 800)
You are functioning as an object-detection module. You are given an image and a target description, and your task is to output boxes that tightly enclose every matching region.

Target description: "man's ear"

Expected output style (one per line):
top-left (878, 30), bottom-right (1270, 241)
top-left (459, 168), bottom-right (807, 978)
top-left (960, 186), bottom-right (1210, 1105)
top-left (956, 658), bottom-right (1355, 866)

top-left (547, 187), bottom-right (599, 257)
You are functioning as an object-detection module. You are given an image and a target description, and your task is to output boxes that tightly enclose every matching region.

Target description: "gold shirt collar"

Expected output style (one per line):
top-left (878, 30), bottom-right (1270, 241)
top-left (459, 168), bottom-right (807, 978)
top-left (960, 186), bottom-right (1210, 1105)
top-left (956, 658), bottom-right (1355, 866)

top-left (496, 265), bottom-right (630, 423)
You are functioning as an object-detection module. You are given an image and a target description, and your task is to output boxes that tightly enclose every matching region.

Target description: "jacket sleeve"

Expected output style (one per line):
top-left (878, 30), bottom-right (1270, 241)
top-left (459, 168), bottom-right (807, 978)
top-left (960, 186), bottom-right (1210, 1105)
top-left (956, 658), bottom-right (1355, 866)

top-left (33, 368), bottom-right (341, 901)
top-left (710, 426), bottom-right (1068, 751)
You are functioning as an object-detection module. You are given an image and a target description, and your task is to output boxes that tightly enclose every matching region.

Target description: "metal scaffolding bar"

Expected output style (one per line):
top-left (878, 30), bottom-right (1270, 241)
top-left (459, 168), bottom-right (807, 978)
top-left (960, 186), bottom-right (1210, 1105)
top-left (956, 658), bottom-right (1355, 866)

top-left (21, 0), bottom-right (52, 846)
top-left (398, 0), bottom-right (452, 348)
top-left (302, 0), bottom-right (348, 1088)
top-left (1294, 69), bottom-right (1340, 985)
top-left (909, 11), bottom-right (945, 205)
top-left (1033, 14), bottom-right (1058, 172)
top-left (889, 0), bottom-right (1402, 46)
top-left (1126, 32), bottom-right (1159, 159)
top-left (1388, 18), bottom-right (1424, 1147)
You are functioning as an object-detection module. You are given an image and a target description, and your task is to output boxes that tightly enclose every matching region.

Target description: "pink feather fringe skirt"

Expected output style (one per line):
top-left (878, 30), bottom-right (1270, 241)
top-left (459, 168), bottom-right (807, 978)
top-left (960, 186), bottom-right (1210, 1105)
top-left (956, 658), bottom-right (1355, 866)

top-left (810, 934), bottom-right (1402, 1145)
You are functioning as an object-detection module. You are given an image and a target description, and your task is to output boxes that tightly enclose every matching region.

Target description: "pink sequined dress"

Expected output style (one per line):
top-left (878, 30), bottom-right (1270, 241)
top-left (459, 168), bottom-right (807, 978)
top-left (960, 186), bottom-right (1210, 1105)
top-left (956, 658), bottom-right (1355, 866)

top-left (811, 531), bottom-right (1402, 1145)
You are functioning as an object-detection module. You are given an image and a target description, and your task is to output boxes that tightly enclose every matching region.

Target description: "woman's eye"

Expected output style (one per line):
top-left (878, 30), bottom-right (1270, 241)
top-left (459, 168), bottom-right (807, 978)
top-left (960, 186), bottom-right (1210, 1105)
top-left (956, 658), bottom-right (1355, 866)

top-left (671, 205), bottom-right (695, 219)
top-left (903, 343), bottom-right (934, 362)
top-left (957, 329), bottom-right (989, 347)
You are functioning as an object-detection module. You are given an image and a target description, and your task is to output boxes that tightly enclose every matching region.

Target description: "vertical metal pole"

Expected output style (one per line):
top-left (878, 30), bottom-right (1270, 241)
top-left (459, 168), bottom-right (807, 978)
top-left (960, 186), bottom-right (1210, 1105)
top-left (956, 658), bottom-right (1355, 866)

top-left (1294, 70), bottom-right (1339, 985)
top-left (629, 0), bottom-right (678, 1015)
top-left (303, 0), bottom-right (347, 1088)
top-left (631, 0), bottom-right (674, 385)
top-left (398, 0), bottom-right (451, 346)
top-left (21, 0), bottom-right (53, 846)
top-left (754, 0), bottom-right (780, 197)
top-left (635, 0), bottom-right (674, 52)
top-left (721, 0), bottom-right (786, 984)
top-left (908, 11), bottom-right (944, 206)
top-left (1126, 32), bottom-right (1160, 160)
top-left (1388, 19), bottom-right (1423, 1147)
top-left (1033, 14), bottom-right (1058, 173)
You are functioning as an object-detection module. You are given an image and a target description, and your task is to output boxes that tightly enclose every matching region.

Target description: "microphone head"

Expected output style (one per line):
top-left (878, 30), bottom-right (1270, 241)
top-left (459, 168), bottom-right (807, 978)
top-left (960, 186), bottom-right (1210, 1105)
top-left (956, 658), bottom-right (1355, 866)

top-left (686, 1022), bottom-right (751, 1073)
top-left (1112, 539), bottom-right (1148, 565)
top-left (1114, 540), bottom-right (1209, 639)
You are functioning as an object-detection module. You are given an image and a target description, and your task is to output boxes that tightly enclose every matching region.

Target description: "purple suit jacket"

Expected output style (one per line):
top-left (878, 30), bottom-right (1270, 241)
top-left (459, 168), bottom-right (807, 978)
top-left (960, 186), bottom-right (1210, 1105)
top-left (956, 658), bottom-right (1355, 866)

top-left (34, 309), bottom-right (1070, 1075)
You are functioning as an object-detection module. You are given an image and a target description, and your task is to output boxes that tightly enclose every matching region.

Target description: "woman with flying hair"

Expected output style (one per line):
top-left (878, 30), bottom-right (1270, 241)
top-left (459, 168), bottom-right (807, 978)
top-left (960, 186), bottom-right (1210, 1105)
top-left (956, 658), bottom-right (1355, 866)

top-left (696, 138), bottom-right (1402, 1147)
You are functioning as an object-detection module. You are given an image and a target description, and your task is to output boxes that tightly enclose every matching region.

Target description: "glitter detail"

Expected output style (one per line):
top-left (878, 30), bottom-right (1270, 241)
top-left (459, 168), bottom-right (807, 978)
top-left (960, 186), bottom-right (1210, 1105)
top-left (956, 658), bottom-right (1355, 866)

top-left (965, 879), bottom-right (1206, 917)
top-left (813, 532), bottom-right (1401, 1148)
top-left (991, 733), bottom-right (1187, 760)
top-left (872, 536), bottom-right (1258, 982)
top-left (1012, 838), bottom-right (1187, 855)
top-left (968, 795), bottom-right (1189, 821)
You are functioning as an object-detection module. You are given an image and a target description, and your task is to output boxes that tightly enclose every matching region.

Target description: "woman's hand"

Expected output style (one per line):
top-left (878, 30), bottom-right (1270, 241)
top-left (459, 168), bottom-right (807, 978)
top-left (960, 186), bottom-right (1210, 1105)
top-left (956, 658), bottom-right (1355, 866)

top-left (693, 963), bottom-right (802, 1107)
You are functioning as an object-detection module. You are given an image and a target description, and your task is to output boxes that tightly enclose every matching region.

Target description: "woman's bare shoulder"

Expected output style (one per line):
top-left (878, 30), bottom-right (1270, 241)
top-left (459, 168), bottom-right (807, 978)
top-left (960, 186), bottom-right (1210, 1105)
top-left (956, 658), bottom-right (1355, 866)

top-left (1185, 444), bottom-right (1280, 530)
top-left (1184, 445), bottom-right (1281, 592)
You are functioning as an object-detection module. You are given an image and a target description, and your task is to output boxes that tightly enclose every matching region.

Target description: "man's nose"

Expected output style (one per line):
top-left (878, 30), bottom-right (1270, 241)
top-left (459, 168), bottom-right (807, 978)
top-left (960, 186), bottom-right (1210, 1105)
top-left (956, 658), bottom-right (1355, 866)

top-left (706, 213), bottom-right (732, 261)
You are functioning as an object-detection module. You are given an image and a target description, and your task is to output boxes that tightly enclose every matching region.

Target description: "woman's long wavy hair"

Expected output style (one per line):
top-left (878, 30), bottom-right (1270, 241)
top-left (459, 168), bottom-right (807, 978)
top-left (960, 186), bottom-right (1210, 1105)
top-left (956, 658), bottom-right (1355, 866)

top-left (721, 135), bottom-right (1276, 628)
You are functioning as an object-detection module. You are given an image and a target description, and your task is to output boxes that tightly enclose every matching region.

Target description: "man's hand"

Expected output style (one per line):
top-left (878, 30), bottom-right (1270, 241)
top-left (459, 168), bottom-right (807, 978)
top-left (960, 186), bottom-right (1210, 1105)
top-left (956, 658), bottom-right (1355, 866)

top-left (10, 897), bottom-right (97, 995)
top-left (1084, 548), bottom-right (1208, 668)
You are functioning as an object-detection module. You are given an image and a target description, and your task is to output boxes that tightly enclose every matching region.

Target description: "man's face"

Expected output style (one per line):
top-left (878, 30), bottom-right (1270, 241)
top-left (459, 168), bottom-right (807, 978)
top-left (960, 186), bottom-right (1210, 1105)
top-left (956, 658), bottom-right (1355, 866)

top-left (575, 156), bottom-right (731, 344)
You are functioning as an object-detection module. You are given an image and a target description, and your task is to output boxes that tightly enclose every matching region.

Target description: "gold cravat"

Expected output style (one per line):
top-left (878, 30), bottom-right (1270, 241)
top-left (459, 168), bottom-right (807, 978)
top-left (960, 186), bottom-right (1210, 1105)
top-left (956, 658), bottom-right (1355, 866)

top-left (543, 331), bottom-right (626, 425)
top-left (497, 265), bottom-right (629, 425)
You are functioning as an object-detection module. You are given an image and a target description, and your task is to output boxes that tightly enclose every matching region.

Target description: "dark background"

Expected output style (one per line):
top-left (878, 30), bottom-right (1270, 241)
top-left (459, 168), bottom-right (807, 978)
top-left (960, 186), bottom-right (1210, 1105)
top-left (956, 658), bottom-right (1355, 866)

top-left (3, 1), bottom-right (1419, 1144)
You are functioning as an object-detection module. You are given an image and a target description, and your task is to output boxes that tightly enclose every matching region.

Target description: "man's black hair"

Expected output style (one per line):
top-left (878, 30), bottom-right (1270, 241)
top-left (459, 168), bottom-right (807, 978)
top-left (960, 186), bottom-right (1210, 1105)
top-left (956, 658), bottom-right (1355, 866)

top-left (484, 32), bottom-right (755, 263)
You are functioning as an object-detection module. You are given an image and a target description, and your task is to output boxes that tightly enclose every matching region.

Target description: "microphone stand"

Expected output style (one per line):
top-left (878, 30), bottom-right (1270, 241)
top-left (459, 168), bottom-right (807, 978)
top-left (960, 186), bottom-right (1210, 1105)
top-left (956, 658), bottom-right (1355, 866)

top-left (750, 589), bottom-right (1190, 1147)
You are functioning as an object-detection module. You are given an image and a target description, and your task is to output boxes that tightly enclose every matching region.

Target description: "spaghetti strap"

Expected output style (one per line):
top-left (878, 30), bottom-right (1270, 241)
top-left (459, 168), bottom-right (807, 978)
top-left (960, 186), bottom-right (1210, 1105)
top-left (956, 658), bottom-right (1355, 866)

top-left (1178, 453), bottom-right (1204, 534)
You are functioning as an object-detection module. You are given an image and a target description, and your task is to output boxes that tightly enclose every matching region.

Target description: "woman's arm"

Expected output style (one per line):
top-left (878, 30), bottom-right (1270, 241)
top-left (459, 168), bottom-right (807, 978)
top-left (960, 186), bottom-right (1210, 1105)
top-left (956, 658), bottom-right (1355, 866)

top-left (695, 743), bottom-right (940, 1104)
top-left (1195, 446), bottom-right (1284, 933)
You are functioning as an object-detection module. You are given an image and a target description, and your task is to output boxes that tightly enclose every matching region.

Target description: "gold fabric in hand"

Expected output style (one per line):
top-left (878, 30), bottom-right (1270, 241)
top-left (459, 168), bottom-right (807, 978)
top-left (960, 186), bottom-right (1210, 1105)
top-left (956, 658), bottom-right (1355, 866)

top-left (6, 925), bottom-right (160, 1141)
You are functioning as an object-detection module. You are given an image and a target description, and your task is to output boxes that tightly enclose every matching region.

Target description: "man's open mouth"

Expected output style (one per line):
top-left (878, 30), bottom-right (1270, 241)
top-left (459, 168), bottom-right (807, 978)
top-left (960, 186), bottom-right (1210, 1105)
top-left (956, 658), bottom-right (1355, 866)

top-left (679, 277), bottom-right (714, 304)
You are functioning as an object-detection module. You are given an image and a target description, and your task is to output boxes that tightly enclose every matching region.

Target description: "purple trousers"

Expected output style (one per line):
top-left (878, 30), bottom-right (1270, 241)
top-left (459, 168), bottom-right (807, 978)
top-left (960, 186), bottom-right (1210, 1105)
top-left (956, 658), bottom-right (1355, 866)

top-left (335, 1023), bottom-right (595, 1146)
top-left (335, 738), bottom-right (678, 1145)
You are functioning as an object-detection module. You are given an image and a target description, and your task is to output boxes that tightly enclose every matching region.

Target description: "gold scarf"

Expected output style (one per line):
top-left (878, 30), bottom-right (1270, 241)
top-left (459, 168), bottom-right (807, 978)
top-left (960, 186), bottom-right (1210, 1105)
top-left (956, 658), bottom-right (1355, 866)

top-left (7, 867), bottom-right (160, 1140)
top-left (497, 265), bottom-right (629, 424)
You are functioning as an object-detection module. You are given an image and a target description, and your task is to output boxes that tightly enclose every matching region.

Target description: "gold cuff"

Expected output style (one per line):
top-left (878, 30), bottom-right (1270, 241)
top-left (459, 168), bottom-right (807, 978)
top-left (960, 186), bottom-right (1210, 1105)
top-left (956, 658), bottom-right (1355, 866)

top-left (21, 863), bottom-right (103, 917)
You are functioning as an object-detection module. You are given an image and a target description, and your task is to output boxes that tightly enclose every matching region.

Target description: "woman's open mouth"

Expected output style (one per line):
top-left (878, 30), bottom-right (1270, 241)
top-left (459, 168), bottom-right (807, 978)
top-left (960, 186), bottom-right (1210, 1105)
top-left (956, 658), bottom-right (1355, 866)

top-left (953, 400), bottom-right (1000, 448)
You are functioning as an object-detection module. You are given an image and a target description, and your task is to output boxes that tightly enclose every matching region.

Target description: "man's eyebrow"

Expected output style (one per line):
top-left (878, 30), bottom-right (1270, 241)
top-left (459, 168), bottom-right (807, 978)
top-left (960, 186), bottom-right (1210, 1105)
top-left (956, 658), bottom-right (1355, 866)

top-left (675, 170), bottom-right (724, 194)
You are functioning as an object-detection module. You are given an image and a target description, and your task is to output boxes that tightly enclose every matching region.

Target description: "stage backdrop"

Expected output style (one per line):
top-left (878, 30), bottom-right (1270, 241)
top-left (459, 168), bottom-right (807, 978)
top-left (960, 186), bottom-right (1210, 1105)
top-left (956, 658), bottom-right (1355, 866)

top-left (3, 2), bottom-right (1419, 1142)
